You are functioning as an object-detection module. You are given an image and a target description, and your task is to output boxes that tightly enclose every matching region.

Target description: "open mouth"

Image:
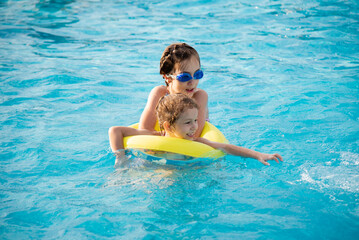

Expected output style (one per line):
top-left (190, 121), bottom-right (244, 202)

top-left (186, 88), bottom-right (194, 93)
top-left (186, 133), bottom-right (195, 139)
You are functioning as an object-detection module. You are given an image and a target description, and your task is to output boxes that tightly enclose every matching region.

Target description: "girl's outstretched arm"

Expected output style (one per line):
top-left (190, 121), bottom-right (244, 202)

top-left (196, 138), bottom-right (283, 166)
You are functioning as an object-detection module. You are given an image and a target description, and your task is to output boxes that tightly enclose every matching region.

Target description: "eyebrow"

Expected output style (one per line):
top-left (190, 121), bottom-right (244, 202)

top-left (178, 69), bottom-right (201, 75)
top-left (181, 117), bottom-right (197, 121)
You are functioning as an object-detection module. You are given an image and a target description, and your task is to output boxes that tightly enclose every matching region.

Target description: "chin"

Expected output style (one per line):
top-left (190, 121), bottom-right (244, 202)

top-left (185, 135), bottom-right (195, 140)
top-left (183, 91), bottom-right (194, 98)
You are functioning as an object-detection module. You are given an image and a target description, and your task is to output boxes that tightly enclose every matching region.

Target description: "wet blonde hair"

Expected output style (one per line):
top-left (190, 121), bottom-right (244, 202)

top-left (156, 93), bottom-right (199, 131)
top-left (159, 43), bottom-right (200, 86)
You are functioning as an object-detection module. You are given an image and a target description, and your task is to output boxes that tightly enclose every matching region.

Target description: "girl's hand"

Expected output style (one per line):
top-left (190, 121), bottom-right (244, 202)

top-left (152, 131), bottom-right (162, 136)
top-left (257, 153), bottom-right (283, 166)
top-left (114, 150), bottom-right (129, 168)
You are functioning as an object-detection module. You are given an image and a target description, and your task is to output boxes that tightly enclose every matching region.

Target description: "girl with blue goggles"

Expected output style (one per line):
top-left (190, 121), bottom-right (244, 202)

top-left (167, 69), bottom-right (204, 82)
top-left (139, 43), bottom-right (209, 139)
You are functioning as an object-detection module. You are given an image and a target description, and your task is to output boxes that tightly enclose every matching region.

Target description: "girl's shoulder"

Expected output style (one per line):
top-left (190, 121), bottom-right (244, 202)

top-left (146, 86), bottom-right (168, 104)
top-left (193, 88), bottom-right (208, 101)
top-left (152, 85), bottom-right (168, 93)
top-left (194, 88), bottom-right (207, 95)
top-left (150, 85), bottom-right (168, 97)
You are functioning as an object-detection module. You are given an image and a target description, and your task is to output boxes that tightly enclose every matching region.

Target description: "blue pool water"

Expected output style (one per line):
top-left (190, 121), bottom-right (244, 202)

top-left (1, 0), bottom-right (358, 239)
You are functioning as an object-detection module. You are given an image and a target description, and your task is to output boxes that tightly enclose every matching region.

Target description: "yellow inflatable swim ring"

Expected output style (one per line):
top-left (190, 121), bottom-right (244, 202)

top-left (123, 122), bottom-right (229, 159)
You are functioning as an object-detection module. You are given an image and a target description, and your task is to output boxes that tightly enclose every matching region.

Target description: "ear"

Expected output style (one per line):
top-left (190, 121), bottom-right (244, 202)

top-left (163, 121), bottom-right (173, 133)
top-left (163, 75), bottom-right (172, 85)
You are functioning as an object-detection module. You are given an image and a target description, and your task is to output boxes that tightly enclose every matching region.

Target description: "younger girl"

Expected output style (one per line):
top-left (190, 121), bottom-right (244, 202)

top-left (139, 43), bottom-right (208, 138)
top-left (109, 94), bottom-right (283, 166)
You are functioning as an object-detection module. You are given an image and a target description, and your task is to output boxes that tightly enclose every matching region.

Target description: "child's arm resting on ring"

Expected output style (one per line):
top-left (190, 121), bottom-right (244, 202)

top-left (196, 137), bottom-right (283, 166)
top-left (108, 126), bottom-right (156, 152)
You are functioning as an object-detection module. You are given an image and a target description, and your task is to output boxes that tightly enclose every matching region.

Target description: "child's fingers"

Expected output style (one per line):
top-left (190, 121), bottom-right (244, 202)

top-left (261, 159), bottom-right (270, 166)
top-left (266, 154), bottom-right (279, 163)
top-left (152, 131), bottom-right (161, 136)
top-left (266, 154), bottom-right (283, 164)
top-left (274, 153), bottom-right (283, 162)
top-left (272, 155), bottom-right (280, 163)
top-left (260, 153), bottom-right (283, 166)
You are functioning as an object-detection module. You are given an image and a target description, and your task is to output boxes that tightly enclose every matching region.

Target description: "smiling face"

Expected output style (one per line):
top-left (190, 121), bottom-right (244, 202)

top-left (167, 56), bottom-right (201, 98)
top-left (166, 107), bottom-right (198, 140)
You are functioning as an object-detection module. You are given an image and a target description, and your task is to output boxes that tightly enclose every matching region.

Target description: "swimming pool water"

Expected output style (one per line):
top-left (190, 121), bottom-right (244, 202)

top-left (1, 0), bottom-right (358, 239)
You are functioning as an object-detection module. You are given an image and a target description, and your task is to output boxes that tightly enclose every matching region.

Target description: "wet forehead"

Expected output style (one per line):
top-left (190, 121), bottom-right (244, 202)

top-left (177, 108), bottom-right (198, 121)
top-left (174, 56), bottom-right (200, 74)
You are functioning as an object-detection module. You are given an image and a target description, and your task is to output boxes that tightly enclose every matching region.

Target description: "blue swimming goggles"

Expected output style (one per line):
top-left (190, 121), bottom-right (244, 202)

top-left (167, 69), bottom-right (204, 82)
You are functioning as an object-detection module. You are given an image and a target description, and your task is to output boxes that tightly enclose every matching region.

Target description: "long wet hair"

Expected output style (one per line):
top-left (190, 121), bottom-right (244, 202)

top-left (156, 93), bottom-right (198, 132)
top-left (159, 43), bottom-right (200, 86)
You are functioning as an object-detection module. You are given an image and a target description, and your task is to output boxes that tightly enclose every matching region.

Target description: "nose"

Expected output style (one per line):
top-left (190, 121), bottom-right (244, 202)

top-left (191, 121), bottom-right (198, 131)
top-left (187, 79), bottom-right (194, 85)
